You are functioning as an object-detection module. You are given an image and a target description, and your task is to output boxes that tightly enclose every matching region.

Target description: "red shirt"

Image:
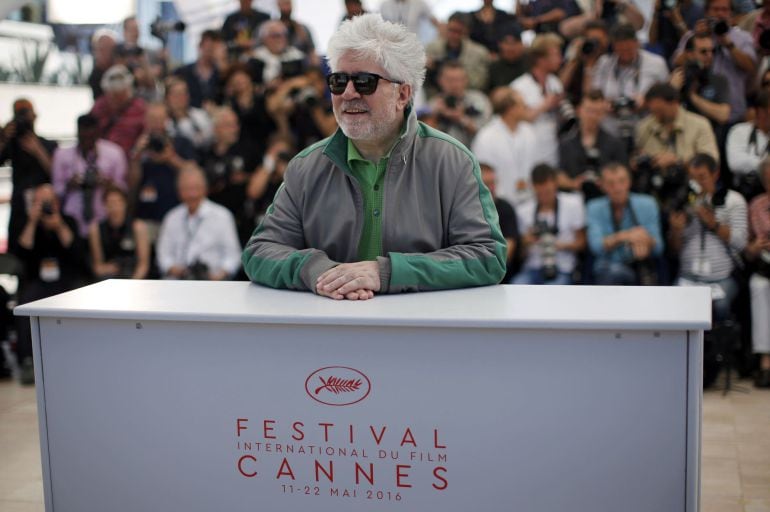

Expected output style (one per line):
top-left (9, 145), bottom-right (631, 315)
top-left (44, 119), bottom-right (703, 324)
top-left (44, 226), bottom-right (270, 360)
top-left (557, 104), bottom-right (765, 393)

top-left (91, 95), bottom-right (146, 157)
top-left (749, 193), bottom-right (770, 242)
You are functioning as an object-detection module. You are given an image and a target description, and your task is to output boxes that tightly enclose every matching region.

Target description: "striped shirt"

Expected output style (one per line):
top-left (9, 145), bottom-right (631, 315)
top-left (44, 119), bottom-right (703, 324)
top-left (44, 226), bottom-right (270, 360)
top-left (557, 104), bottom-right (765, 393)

top-left (680, 190), bottom-right (748, 281)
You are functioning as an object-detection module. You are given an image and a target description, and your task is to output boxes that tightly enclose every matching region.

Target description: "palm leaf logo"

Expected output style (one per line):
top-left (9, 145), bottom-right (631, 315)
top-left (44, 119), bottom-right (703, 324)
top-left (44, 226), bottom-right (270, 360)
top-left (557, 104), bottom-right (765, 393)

top-left (314, 376), bottom-right (362, 395)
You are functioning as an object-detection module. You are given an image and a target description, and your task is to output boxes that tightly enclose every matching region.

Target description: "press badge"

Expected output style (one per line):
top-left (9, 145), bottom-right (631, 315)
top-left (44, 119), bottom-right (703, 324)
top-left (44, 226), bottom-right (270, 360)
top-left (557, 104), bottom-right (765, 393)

top-left (39, 258), bottom-right (60, 282)
top-left (139, 185), bottom-right (158, 203)
top-left (692, 258), bottom-right (712, 277)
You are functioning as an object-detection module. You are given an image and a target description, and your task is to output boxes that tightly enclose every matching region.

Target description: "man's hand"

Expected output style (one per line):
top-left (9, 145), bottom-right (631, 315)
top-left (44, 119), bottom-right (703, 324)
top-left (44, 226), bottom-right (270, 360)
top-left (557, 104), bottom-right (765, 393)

top-left (167, 266), bottom-right (187, 279)
top-left (695, 204), bottom-right (718, 230)
top-left (669, 211), bottom-right (688, 231)
top-left (653, 152), bottom-right (679, 169)
top-left (316, 261), bottom-right (381, 300)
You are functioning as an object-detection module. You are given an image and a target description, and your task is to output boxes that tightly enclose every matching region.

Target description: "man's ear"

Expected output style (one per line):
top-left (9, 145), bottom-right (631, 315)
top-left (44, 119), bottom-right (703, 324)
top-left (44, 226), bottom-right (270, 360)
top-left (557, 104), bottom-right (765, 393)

top-left (397, 84), bottom-right (412, 111)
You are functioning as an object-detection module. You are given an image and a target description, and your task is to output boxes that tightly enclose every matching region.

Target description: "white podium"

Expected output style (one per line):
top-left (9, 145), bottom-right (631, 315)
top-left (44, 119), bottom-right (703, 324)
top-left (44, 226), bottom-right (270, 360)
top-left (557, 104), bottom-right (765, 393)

top-left (16, 281), bottom-right (711, 512)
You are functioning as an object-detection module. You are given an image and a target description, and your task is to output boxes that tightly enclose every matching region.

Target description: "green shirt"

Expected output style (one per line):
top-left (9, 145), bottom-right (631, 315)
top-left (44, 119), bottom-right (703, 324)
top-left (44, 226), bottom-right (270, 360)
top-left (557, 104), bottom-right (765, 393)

top-left (346, 137), bottom-right (401, 261)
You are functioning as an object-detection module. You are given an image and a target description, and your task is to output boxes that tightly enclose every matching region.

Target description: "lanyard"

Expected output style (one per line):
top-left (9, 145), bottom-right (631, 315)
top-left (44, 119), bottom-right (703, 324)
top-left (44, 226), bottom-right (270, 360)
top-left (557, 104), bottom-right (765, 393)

top-left (533, 196), bottom-right (560, 234)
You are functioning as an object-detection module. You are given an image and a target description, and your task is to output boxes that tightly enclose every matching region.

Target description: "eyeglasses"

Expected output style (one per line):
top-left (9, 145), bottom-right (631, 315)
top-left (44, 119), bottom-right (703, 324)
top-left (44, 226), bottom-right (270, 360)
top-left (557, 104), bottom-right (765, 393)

top-left (326, 72), bottom-right (403, 95)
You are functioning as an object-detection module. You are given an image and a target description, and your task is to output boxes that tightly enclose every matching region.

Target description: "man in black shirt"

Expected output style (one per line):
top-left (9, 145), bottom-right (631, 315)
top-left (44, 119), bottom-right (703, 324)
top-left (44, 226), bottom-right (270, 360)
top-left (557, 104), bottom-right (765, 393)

top-left (486, 26), bottom-right (528, 92)
top-left (14, 185), bottom-right (88, 384)
top-left (221, 0), bottom-right (271, 59)
top-left (173, 30), bottom-right (226, 109)
top-left (0, 99), bottom-right (57, 256)
top-left (481, 163), bottom-right (520, 282)
top-left (670, 31), bottom-right (730, 138)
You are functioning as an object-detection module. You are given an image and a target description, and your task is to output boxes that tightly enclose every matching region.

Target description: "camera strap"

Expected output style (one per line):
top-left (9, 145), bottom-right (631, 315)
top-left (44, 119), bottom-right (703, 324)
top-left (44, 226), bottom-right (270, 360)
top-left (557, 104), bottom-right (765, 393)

top-left (747, 126), bottom-right (770, 157)
top-left (611, 200), bottom-right (640, 232)
top-left (533, 196), bottom-right (560, 235)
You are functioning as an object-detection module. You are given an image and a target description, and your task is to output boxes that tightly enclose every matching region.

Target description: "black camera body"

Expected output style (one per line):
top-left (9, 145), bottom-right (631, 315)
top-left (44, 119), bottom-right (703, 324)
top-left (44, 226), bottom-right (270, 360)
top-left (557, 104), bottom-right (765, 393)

top-left (185, 261), bottom-right (210, 280)
top-left (13, 107), bottom-right (33, 139)
top-left (41, 201), bottom-right (54, 216)
top-left (712, 19), bottom-right (730, 37)
top-left (683, 60), bottom-right (708, 92)
top-left (148, 134), bottom-right (168, 154)
top-left (581, 38), bottom-right (599, 56)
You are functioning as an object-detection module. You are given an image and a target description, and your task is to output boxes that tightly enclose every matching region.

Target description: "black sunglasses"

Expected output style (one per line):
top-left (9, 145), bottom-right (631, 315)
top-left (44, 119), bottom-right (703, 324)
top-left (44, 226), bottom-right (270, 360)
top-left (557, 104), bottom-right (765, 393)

top-left (326, 72), bottom-right (403, 95)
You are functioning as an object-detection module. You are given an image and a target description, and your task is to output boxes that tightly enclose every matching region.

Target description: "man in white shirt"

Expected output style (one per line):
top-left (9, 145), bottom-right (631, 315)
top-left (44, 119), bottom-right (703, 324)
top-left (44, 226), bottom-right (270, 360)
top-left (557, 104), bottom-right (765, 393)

top-left (379, 0), bottom-right (440, 42)
top-left (589, 23), bottom-right (669, 139)
top-left (471, 87), bottom-right (536, 207)
top-left (510, 33), bottom-right (565, 167)
top-left (156, 165), bottom-right (242, 280)
top-left (513, 164), bottom-right (586, 285)
top-left (726, 88), bottom-right (770, 196)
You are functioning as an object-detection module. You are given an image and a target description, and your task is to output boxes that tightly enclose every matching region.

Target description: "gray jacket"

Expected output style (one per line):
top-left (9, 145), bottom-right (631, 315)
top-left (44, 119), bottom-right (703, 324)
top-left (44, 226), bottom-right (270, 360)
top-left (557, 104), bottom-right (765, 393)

top-left (242, 111), bottom-right (506, 293)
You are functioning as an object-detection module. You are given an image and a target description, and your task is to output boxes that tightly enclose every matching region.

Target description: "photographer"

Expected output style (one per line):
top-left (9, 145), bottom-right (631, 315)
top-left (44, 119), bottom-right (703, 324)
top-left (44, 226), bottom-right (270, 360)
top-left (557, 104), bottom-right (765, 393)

top-left (558, 89), bottom-right (628, 197)
top-left (429, 61), bottom-right (491, 148)
top-left (173, 30), bottom-right (227, 109)
top-left (672, 0), bottom-right (757, 124)
top-left (277, 0), bottom-right (319, 66)
top-left (425, 12), bottom-right (490, 95)
top-left (15, 185), bottom-right (88, 384)
top-left (88, 186), bottom-right (150, 280)
top-left (587, 163), bottom-right (663, 285)
top-left (590, 24), bottom-right (669, 140)
top-left (221, 0), bottom-right (270, 59)
top-left (199, 107), bottom-right (262, 244)
top-left (222, 64), bottom-right (275, 153)
top-left (131, 103), bottom-right (196, 241)
top-left (511, 33), bottom-right (567, 167)
top-left (670, 32), bottom-right (730, 133)
top-left (165, 76), bottom-right (214, 151)
top-left (486, 27), bottom-right (528, 92)
top-left (468, 0), bottom-right (521, 55)
top-left (246, 136), bottom-right (296, 237)
top-left (513, 164), bottom-right (586, 285)
top-left (559, 20), bottom-right (610, 106)
top-left (156, 165), bottom-right (241, 281)
top-left (635, 83), bottom-right (719, 203)
top-left (266, 67), bottom-right (336, 150)
top-left (746, 158), bottom-right (770, 387)
top-left (248, 20), bottom-right (306, 88)
top-left (52, 114), bottom-right (128, 239)
top-left (726, 89), bottom-right (770, 201)
top-left (560, 0), bottom-right (646, 40)
top-left (90, 64), bottom-right (147, 158)
top-left (650, 0), bottom-right (703, 61)
top-left (669, 153), bottom-right (747, 322)
top-left (0, 99), bottom-right (57, 255)
top-left (516, 0), bottom-right (581, 35)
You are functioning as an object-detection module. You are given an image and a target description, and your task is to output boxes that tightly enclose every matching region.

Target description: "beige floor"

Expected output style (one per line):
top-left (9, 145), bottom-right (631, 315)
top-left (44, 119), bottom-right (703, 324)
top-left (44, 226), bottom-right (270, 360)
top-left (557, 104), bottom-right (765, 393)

top-left (0, 378), bottom-right (769, 511)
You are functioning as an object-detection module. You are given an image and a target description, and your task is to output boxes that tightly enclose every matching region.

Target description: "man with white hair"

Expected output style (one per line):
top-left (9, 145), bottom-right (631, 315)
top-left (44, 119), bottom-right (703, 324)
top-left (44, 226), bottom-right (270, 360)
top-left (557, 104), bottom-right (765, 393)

top-left (243, 13), bottom-right (506, 300)
top-left (249, 20), bottom-right (306, 85)
top-left (91, 64), bottom-right (147, 157)
top-left (156, 165), bottom-right (242, 280)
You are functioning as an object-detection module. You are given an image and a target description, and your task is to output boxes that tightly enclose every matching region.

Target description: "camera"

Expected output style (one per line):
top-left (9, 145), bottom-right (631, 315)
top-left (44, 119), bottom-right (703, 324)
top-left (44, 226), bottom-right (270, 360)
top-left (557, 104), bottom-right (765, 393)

top-left (759, 29), bottom-right (770, 52)
top-left (150, 17), bottom-right (186, 44)
top-left (13, 107), bottom-right (33, 139)
top-left (281, 60), bottom-right (305, 79)
top-left (711, 19), bottom-right (729, 37)
top-left (557, 98), bottom-right (577, 135)
top-left (148, 134), bottom-right (168, 153)
top-left (634, 155), bottom-right (690, 210)
top-left (185, 261), bottom-right (210, 280)
top-left (41, 201), bottom-right (54, 216)
top-left (581, 38), bottom-right (599, 56)
top-left (533, 220), bottom-right (559, 281)
top-left (683, 60), bottom-right (707, 92)
top-left (288, 86), bottom-right (319, 108)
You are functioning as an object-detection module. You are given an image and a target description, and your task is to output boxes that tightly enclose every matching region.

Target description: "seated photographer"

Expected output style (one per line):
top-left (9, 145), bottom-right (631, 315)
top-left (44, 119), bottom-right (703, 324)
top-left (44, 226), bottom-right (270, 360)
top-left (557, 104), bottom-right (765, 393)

top-left (199, 107), bottom-right (262, 244)
top-left (672, 0), bottom-right (757, 125)
top-left (587, 163), bottom-right (664, 285)
top-left (266, 67), bottom-right (337, 150)
top-left (130, 103), bottom-right (196, 240)
top-left (429, 61), bottom-right (491, 148)
top-left (746, 158), bottom-right (770, 387)
top-left (558, 89), bottom-right (628, 198)
top-left (248, 20), bottom-right (306, 88)
top-left (590, 24), bottom-right (669, 141)
top-left (726, 89), bottom-right (770, 201)
top-left (635, 83), bottom-right (719, 203)
top-left (52, 114), bottom-right (128, 239)
top-left (156, 165), bottom-right (241, 281)
top-left (165, 76), bottom-right (214, 151)
top-left (471, 88), bottom-right (537, 207)
top-left (512, 164), bottom-right (586, 285)
top-left (223, 64), bottom-right (276, 153)
top-left (425, 12), bottom-right (490, 95)
top-left (669, 32), bottom-right (730, 136)
top-left (669, 153), bottom-right (747, 322)
top-left (88, 186), bottom-right (150, 280)
top-left (0, 99), bottom-right (57, 256)
top-left (480, 163), bottom-right (520, 282)
top-left (511, 33), bottom-right (566, 167)
top-left (15, 184), bottom-right (89, 384)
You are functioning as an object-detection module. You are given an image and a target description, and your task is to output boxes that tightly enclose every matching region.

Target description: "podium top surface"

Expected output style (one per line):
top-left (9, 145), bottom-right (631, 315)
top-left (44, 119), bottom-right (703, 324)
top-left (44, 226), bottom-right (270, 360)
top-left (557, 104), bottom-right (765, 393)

top-left (15, 280), bottom-right (711, 331)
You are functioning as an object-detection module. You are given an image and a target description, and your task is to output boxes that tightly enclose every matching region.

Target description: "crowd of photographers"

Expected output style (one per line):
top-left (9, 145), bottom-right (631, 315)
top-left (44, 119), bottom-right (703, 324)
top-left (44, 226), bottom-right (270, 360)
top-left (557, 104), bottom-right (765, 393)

top-left (1, 0), bottom-right (770, 388)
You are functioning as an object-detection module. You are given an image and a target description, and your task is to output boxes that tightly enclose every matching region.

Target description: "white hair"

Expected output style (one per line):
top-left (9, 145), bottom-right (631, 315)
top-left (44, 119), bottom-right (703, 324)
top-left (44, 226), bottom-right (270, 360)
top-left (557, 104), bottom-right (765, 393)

top-left (101, 64), bottom-right (134, 94)
top-left (326, 13), bottom-right (426, 100)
